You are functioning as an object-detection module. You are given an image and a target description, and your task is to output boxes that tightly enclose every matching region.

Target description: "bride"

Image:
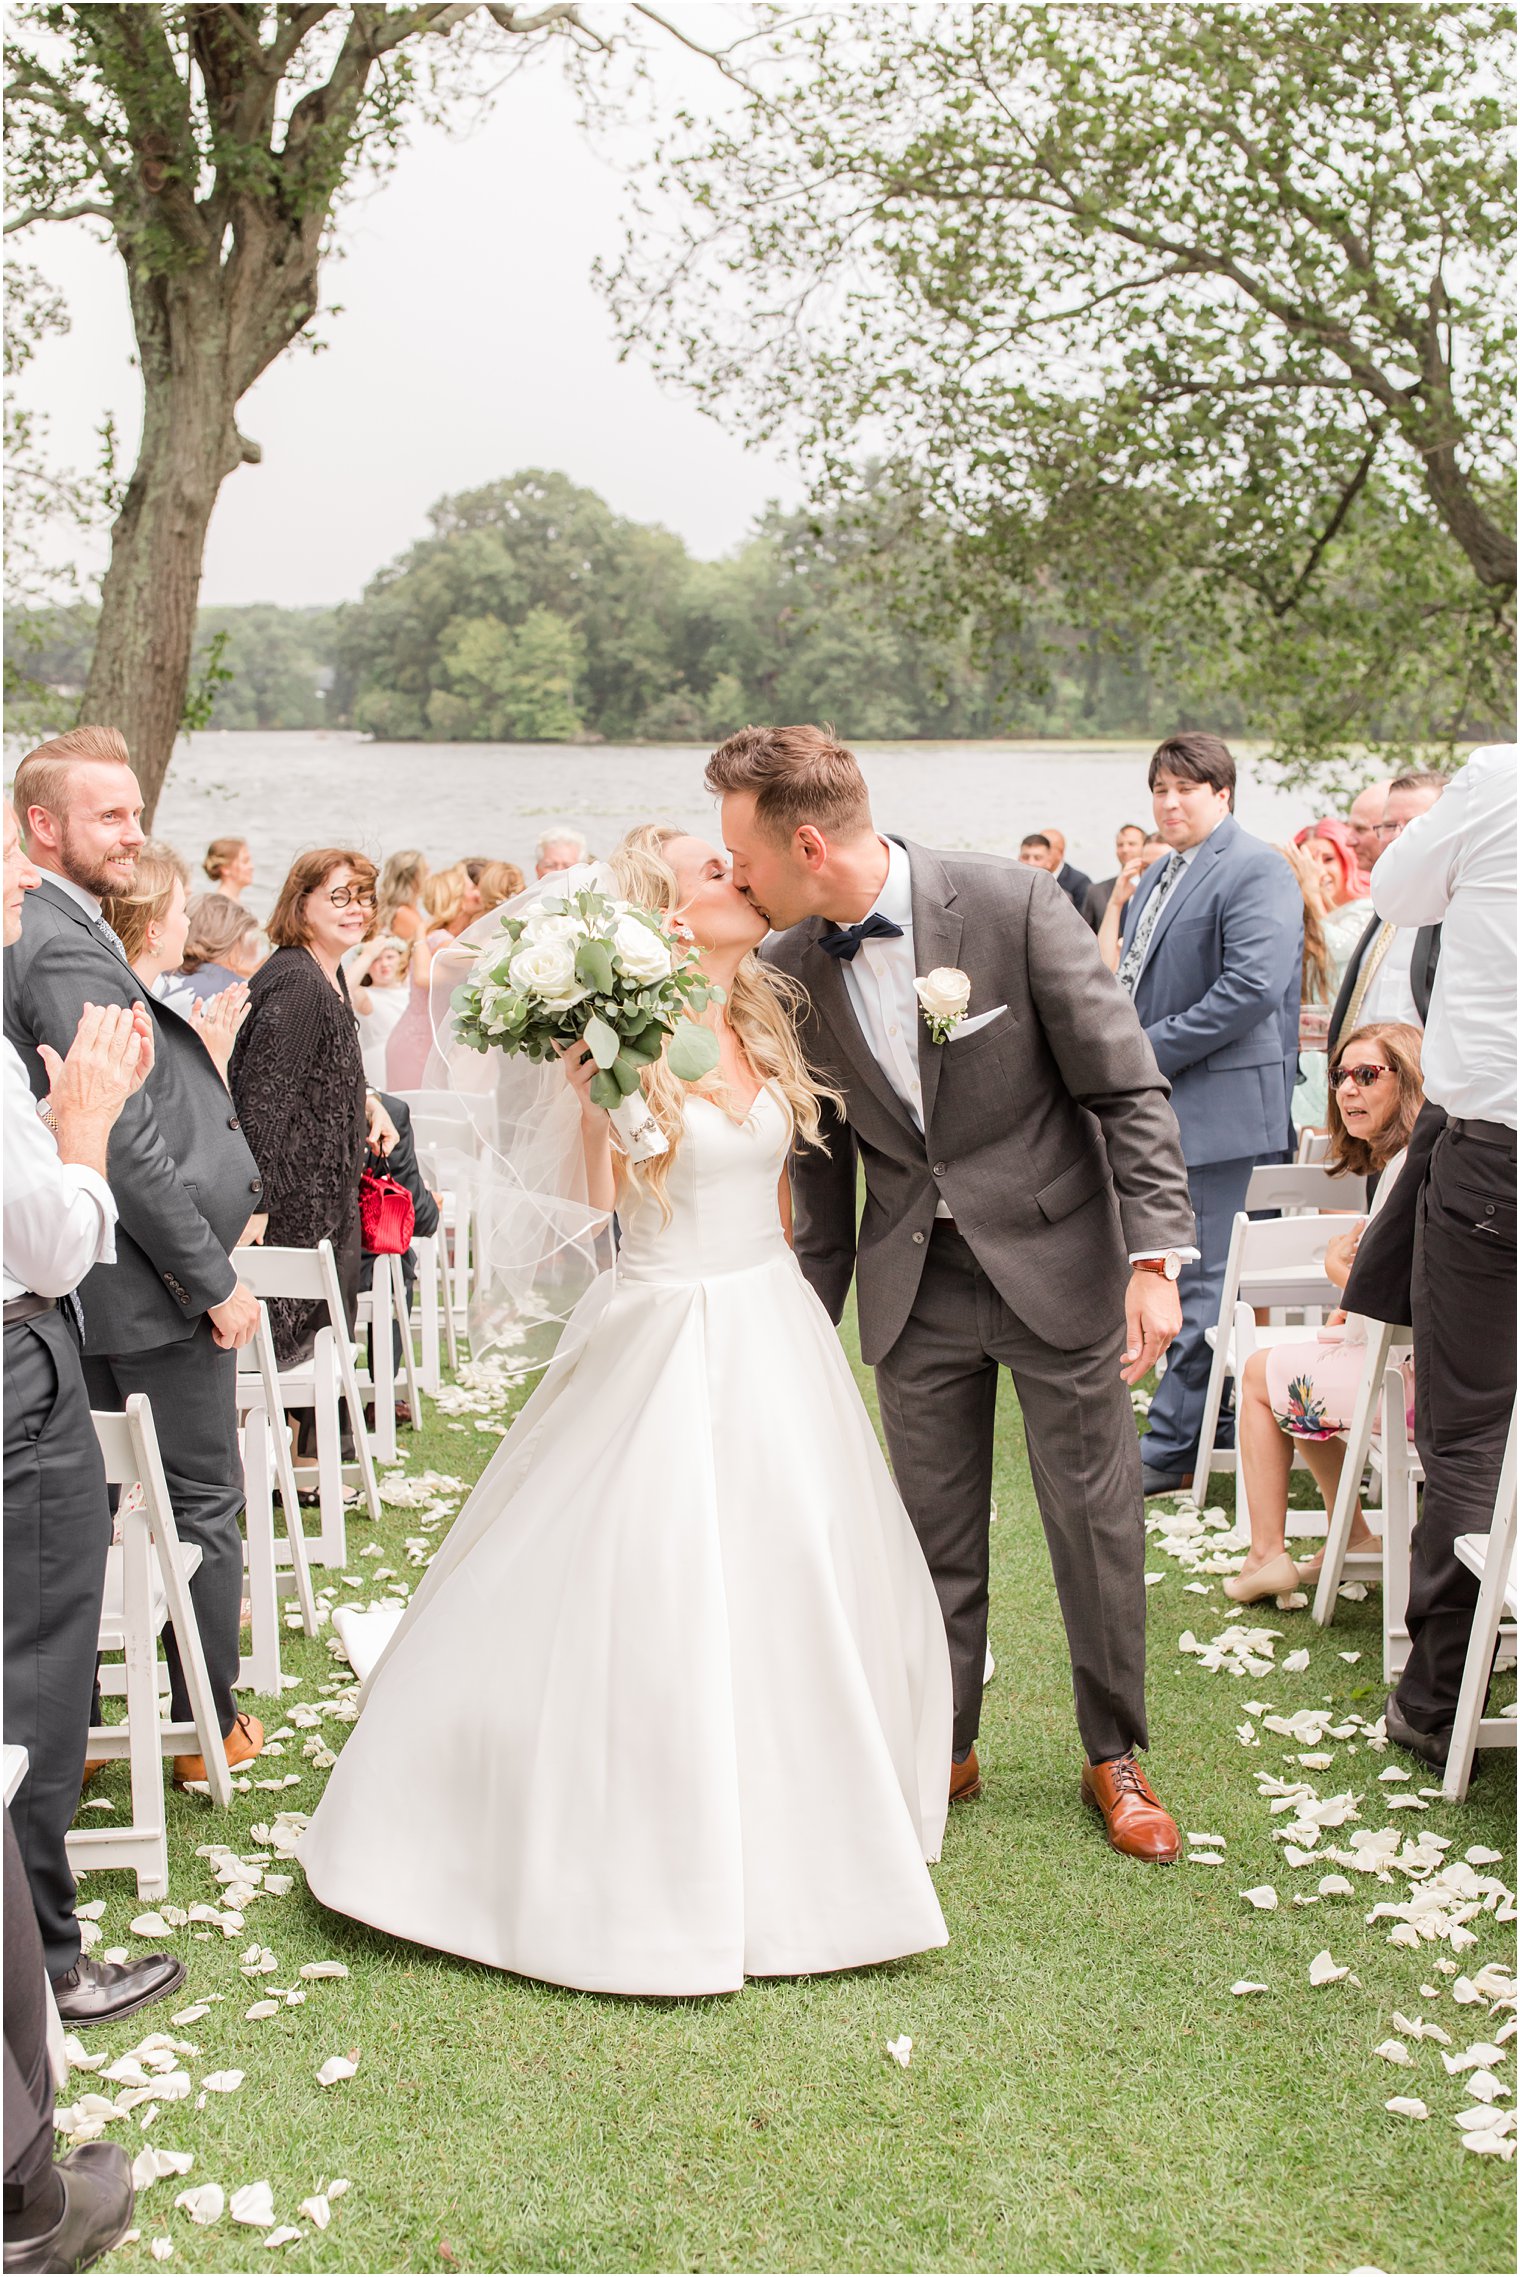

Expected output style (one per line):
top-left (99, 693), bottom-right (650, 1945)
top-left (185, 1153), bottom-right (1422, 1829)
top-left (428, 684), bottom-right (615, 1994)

top-left (300, 825), bottom-right (952, 1996)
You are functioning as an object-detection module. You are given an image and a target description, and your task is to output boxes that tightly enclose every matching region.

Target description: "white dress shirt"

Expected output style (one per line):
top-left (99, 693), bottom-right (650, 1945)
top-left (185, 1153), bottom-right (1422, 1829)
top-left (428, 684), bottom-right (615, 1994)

top-left (2, 1036), bottom-right (118, 1304)
top-left (1357, 922), bottom-right (1421, 1030)
top-left (37, 868), bottom-right (104, 923)
top-left (1369, 743), bottom-right (1517, 1127)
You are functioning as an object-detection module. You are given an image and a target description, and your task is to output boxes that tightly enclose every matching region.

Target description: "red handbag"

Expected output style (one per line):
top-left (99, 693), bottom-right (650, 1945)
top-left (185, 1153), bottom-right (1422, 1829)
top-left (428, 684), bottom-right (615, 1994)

top-left (359, 1169), bottom-right (416, 1255)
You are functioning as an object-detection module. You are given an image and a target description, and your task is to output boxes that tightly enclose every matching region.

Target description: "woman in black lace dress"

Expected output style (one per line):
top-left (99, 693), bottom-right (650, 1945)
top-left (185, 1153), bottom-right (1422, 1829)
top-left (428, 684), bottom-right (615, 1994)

top-left (230, 849), bottom-right (386, 1364)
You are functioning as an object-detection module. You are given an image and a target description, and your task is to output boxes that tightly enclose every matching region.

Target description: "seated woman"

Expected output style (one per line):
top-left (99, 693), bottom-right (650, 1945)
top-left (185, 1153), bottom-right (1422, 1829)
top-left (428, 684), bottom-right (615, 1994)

top-left (1223, 1020), bottom-right (1424, 1606)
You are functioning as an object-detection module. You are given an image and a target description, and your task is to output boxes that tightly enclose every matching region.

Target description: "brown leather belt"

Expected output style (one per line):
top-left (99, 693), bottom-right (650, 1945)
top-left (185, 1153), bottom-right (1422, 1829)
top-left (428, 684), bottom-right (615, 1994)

top-left (3, 1293), bottom-right (56, 1329)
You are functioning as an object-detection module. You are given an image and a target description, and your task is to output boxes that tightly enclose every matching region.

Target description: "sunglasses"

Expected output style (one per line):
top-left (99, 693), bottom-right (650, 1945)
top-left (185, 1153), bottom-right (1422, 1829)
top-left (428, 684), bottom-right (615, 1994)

top-left (1332, 1062), bottom-right (1392, 1090)
top-left (323, 886), bottom-right (377, 910)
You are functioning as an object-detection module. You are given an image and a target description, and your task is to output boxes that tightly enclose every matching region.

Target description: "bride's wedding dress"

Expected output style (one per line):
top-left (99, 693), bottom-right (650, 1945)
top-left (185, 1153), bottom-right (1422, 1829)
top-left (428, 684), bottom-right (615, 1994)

top-left (301, 1082), bottom-right (952, 1995)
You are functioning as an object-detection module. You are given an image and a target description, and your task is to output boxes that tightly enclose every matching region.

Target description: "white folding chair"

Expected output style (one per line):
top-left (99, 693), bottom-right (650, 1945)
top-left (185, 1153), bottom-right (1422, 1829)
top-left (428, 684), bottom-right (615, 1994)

top-left (233, 1241), bottom-right (381, 1568)
top-left (68, 1398), bottom-right (231, 1899)
top-left (1443, 1406), bottom-right (1519, 1802)
top-left (1244, 1162), bottom-right (1368, 1215)
top-left (1296, 1129), bottom-right (1332, 1165)
top-left (234, 1303), bottom-right (319, 1692)
top-left (395, 1090), bottom-right (491, 1343)
top-left (354, 1251), bottom-right (423, 1465)
top-left (411, 1230), bottom-right (458, 1392)
top-left (1310, 1324), bottom-right (1416, 1633)
top-left (1195, 1214), bottom-right (1341, 1507)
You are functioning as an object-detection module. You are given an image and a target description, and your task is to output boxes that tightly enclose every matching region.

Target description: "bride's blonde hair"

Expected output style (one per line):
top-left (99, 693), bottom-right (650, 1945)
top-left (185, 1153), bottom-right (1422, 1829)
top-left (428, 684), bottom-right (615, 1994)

top-left (610, 824), bottom-right (842, 1217)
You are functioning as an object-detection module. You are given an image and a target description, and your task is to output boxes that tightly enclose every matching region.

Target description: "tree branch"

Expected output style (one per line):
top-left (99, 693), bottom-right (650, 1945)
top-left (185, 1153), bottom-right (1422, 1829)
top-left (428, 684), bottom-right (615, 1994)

top-left (1272, 433), bottom-right (1382, 618)
top-left (4, 199), bottom-right (116, 234)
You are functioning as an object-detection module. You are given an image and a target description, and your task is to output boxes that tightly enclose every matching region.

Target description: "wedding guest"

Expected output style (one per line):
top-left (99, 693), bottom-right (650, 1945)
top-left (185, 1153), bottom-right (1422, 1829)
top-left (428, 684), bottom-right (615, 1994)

top-left (1118, 733), bottom-right (1303, 1496)
top-left (1084, 823), bottom-right (1149, 929)
top-left (1017, 832), bottom-right (1056, 869)
top-left (2, 800), bottom-right (187, 2029)
top-left (350, 934), bottom-right (411, 1088)
top-left (1280, 840), bottom-right (1334, 1131)
top-left (1096, 832), bottom-right (1168, 972)
top-left (172, 891), bottom-right (262, 1002)
top-left (4, 1810), bottom-right (136, 2265)
top-left (1346, 779), bottom-right (1395, 879)
top-left (230, 850), bottom-right (393, 1365)
top-left (1328, 772), bottom-right (1445, 1054)
top-left (465, 857), bottom-right (525, 911)
top-left (1226, 1021), bottom-right (1424, 1604)
top-left (534, 826), bottom-right (589, 878)
top-left (377, 849), bottom-right (431, 947)
top-left (202, 835), bottom-right (253, 903)
top-left (106, 851), bottom-right (251, 1082)
top-left (385, 861), bottom-right (482, 1090)
top-left (1040, 825), bottom-right (1092, 912)
top-left (5, 730), bottom-right (265, 1803)
top-left (1344, 746), bottom-right (1517, 1767)
top-left (1292, 820), bottom-right (1373, 1127)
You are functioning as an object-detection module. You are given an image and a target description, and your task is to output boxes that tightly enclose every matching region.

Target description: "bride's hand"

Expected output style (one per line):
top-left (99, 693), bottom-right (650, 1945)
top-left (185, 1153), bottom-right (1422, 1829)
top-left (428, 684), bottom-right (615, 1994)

top-left (556, 1036), bottom-right (602, 1117)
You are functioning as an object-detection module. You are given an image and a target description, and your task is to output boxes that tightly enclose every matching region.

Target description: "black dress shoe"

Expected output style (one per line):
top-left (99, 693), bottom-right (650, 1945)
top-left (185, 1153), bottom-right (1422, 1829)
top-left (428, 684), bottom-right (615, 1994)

top-left (3, 2142), bottom-right (134, 2274)
top-left (1140, 1465), bottom-right (1194, 1498)
top-left (1383, 1692), bottom-right (1452, 1770)
top-left (50, 1952), bottom-right (186, 2029)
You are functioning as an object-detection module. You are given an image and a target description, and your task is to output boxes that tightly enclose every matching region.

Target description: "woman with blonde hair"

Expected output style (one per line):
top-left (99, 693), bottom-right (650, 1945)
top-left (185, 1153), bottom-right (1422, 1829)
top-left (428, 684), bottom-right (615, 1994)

top-left (303, 823), bottom-right (953, 1997)
top-left (383, 861), bottom-right (483, 1088)
top-left (376, 848), bottom-right (430, 945)
top-left (202, 836), bottom-right (253, 902)
top-left (105, 845), bottom-right (249, 1080)
top-left (1225, 1020), bottom-right (1425, 1605)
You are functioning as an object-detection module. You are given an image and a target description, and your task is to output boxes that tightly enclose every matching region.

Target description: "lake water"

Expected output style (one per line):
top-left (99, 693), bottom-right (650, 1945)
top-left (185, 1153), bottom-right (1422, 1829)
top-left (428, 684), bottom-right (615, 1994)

top-left (153, 730), bottom-right (1322, 918)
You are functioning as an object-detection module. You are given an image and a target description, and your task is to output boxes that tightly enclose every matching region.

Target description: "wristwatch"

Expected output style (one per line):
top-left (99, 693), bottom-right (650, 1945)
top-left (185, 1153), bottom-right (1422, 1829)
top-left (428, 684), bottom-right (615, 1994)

top-left (1132, 1252), bottom-right (1183, 1282)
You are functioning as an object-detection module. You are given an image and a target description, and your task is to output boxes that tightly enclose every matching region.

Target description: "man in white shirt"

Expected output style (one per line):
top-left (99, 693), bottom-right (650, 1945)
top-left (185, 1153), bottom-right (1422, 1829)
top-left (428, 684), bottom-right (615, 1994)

top-left (2, 801), bottom-right (188, 2044)
top-left (1328, 772), bottom-right (1445, 1050)
top-left (1347, 746), bottom-right (1518, 1765)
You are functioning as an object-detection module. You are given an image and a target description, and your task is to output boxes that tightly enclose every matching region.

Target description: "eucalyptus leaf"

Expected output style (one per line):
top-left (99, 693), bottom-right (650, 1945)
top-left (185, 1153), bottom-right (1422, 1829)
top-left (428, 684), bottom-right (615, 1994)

top-left (667, 1023), bottom-right (721, 1082)
top-left (589, 1069), bottom-right (621, 1113)
top-left (612, 1055), bottom-right (644, 1096)
top-left (576, 938), bottom-right (615, 995)
top-left (584, 1014), bottom-right (620, 1071)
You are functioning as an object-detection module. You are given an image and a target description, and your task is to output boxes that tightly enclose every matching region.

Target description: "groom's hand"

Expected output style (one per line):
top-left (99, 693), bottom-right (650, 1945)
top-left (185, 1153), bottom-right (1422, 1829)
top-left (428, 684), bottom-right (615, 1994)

top-left (1120, 1270), bottom-right (1181, 1386)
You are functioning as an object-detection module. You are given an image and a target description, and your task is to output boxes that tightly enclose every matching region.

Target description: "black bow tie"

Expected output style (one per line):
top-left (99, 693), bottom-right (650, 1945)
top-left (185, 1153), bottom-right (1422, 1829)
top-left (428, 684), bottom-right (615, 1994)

top-left (818, 912), bottom-right (905, 962)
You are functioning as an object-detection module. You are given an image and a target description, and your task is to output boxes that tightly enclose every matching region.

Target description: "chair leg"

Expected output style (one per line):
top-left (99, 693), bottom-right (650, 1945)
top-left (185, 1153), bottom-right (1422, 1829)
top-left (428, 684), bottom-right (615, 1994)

top-left (122, 1518), bottom-right (169, 1898)
top-left (149, 1512), bottom-right (232, 1811)
top-left (335, 1328), bottom-right (383, 1526)
top-left (438, 1234), bottom-right (460, 1374)
top-left (1313, 1321), bottom-right (1393, 1627)
top-left (1382, 1364), bottom-right (1415, 1684)
top-left (367, 1285), bottom-right (397, 1468)
top-left (313, 1330), bottom-right (348, 1569)
top-left (415, 1235), bottom-right (442, 1396)
top-left (1442, 1413), bottom-right (1518, 1803)
top-left (393, 1254), bottom-right (423, 1426)
top-left (1194, 1313), bottom-right (1234, 1501)
top-left (238, 1416), bottom-right (281, 1697)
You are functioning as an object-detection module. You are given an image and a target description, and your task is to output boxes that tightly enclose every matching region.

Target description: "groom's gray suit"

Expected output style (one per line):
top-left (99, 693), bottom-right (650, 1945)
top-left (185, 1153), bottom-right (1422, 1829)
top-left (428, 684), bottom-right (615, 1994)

top-left (766, 840), bottom-right (1195, 1762)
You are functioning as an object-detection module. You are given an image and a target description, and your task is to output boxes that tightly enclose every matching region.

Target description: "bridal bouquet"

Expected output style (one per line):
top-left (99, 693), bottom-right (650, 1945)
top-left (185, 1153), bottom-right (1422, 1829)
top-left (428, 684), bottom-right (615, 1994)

top-left (450, 879), bottom-right (720, 1159)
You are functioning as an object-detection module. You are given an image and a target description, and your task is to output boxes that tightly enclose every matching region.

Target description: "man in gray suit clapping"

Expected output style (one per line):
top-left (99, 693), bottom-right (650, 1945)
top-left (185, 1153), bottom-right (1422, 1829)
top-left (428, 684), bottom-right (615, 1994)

top-left (4, 730), bottom-right (268, 1896)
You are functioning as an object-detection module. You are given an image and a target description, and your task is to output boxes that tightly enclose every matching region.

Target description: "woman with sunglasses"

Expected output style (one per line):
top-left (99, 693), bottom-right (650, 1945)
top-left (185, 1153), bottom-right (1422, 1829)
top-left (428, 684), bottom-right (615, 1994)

top-left (230, 850), bottom-right (395, 1363)
top-left (1224, 1021), bottom-right (1425, 1604)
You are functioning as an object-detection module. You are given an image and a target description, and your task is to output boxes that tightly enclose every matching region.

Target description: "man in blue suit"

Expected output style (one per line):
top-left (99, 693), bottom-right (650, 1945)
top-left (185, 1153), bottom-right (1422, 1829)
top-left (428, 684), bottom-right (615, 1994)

top-left (1118, 734), bottom-right (1303, 1493)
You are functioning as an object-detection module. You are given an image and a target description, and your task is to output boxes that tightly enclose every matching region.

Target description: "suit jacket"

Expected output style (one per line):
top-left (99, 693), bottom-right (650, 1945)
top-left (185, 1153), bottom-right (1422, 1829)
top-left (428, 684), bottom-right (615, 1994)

top-left (1340, 1099), bottom-right (1445, 1329)
top-left (1327, 914), bottom-right (1441, 1054)
top-left (3, 877), bottom-right (264, 1351)
top-left (1083, 875), bottom-right (1116, 932)
top-left (1121, 815), bottom-right (1303, 1169)
top-left (764, 842), bottom-right (1195, 1365)
top-left (1056, 861), bottom-right (1092, 911)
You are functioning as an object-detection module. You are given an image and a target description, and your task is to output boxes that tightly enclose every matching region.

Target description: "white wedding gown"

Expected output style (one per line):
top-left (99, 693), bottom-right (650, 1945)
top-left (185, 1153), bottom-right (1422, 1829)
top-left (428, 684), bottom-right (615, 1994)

top-left (301, 1084), bottom-right (952, 1995)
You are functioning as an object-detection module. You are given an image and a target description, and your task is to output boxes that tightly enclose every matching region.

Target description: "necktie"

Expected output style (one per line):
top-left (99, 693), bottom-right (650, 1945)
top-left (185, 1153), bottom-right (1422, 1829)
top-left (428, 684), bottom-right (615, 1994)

top-left (92, 915), bottom-right (128, 959)
top-left (1117, 853), bottom-right (1185, 996)
top-left (818, 912), bottom-right (905, 962)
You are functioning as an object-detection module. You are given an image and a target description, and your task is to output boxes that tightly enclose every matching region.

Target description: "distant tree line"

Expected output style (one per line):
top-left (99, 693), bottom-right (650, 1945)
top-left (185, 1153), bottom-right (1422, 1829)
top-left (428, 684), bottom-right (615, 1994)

top-left (7, 466), bottom-right (1235, 749)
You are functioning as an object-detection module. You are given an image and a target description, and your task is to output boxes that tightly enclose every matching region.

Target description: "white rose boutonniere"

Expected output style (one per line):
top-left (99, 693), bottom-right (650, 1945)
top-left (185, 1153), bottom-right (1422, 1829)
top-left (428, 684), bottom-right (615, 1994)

top-left (915, 966), bottom-right (973, 1044)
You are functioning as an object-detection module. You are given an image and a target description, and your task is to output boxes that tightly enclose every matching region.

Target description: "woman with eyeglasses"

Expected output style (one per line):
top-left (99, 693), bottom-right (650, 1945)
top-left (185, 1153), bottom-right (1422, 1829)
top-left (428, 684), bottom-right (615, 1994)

top-left (230, 849), bottom-right (395, 1363)
top-left (1224, 1021), bottom-right (1425, 1605)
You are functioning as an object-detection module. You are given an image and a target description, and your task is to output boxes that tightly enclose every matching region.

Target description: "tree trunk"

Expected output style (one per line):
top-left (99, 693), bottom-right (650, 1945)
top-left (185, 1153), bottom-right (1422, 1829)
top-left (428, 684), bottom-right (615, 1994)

top-left (81, 266), bottom-right (255, 823)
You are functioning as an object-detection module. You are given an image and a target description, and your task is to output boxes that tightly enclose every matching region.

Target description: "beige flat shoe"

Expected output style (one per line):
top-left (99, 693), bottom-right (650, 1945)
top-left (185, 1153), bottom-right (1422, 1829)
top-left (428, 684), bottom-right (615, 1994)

top-left (1222, 1552), bottom-right (1302, 1605)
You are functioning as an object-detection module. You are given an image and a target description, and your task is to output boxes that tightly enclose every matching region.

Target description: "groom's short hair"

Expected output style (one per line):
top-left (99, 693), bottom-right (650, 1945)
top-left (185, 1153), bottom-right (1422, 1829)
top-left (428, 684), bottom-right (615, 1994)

top-left (705, 724), bottom-right (872, 842)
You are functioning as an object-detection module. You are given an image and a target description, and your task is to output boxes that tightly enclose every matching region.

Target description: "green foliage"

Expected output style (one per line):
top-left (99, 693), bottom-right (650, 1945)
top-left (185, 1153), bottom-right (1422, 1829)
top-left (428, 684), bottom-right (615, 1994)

top-left (612, 1), bottom-right (1517, 780)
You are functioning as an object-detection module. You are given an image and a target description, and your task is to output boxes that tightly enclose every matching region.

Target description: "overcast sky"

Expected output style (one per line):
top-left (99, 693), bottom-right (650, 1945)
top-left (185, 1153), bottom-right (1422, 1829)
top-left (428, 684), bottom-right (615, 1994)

top-left (14, 13), bottom-right (795, 609)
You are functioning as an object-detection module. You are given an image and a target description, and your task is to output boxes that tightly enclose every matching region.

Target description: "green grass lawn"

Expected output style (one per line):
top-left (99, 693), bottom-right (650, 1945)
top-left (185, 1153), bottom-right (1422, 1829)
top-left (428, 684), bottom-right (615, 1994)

top-left (75, 1310), bottom-right (1515, 2276)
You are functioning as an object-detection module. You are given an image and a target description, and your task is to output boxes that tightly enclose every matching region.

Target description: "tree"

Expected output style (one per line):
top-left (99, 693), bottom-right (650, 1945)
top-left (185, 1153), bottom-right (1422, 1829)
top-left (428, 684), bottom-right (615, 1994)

top-left (3, 1), bottom-right (736, 815)
top-left (615, 2), bottom-right (1517, 776)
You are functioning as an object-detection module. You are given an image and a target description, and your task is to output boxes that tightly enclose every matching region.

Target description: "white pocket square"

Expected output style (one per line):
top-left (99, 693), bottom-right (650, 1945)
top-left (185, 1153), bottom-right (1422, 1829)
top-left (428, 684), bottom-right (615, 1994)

top-left (949, 1004), bottom-right (1008, 1041)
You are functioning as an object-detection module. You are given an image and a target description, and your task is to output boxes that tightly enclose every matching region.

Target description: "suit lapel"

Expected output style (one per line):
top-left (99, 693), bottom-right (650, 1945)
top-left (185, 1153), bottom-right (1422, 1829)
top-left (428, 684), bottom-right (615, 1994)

top-left (33, 875), bottom-right (142, 986)
top-left (904, 839), bottom-right (962, 1132)
top-left (797, 921), bottom-right (920, 1134)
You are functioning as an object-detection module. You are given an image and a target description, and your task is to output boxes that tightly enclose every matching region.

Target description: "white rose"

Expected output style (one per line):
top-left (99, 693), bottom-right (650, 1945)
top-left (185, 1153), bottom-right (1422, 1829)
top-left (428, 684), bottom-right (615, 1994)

top-left (915, 967), bottom-right (972, 1022)
top-left (508, 936), bottom-right (587, 1011)
top-left (521, 909), bottom-right (584, 946)
top-left (612, 913), bottom-right (673, 984)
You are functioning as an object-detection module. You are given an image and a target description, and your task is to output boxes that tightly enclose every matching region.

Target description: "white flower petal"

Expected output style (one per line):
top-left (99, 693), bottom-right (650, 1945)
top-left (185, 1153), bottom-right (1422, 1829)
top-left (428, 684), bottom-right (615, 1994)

top-left (299, 1961), bottom-right (349, 1980)
top-left (315, 2054), bottom-right (359, 2087)
top-left (174, 2184), bottom-right (224, 2226)
top-left (231, 2183), bottom-right (276, 2228)
top-left (199, 2072), bottom-right (244, 2095)
top-left (1282, 1649), bottom-right (1311, 1673)
top-left (298, 2195), bottom-right (331, 2230)
top-left (263, 2227), bottom-right (303, 2248)
top-left (1240, 1886), bottom-right (1278, 1911)
top-left (1384, 2097), bottom-right (1428, 2119)
top-left (1231, 1981), bottom-right (1269, 1996)
top-left (1309, 1950), bottom-right (1350, 1986)
top-left (885, 2034), bottom-right (912, 2068)
top-left (1372, 2040), bottom-right (1412, 2065)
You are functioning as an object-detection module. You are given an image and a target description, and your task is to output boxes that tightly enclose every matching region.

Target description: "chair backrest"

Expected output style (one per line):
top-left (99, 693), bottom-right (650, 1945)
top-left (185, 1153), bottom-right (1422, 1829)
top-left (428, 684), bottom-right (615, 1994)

top-left (234, 1239), bottom-right (339, 1307)
top-left (1296, 1128), bottom-right (1331, 1164)
top-left (1235, 1213), bottom-right (1339, 1276)
top-left (91, 1394), bottom-right (176, 1519)
top-left (393, 1088), bottom-right (497, 1155)
top-left (1245, 1163), bottom-right (1368, 1214)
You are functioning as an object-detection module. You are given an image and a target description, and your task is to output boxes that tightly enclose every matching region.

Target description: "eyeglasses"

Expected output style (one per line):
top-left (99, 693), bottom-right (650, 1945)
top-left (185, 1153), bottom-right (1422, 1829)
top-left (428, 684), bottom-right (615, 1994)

top-left (323, 886), bottom-right (376, 910)
top-left (1373, 818), bottom-right (1407, 840)
top-left (1332, 1062), bottom-right (1393, 1090)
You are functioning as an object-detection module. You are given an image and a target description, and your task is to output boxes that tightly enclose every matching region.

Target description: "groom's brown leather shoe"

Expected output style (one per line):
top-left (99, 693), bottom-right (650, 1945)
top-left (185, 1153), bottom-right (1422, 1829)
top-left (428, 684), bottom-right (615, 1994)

top-left (1081, 1755), bottom-right (1181, 1862)
top-left (949, 1747), bottom-right (982, 1803)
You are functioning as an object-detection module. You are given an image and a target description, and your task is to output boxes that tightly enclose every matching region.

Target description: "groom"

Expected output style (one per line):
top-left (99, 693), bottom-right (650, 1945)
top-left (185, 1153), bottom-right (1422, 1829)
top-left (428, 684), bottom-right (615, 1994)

top-left (709, 726), bottom-right (1196, 1861)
